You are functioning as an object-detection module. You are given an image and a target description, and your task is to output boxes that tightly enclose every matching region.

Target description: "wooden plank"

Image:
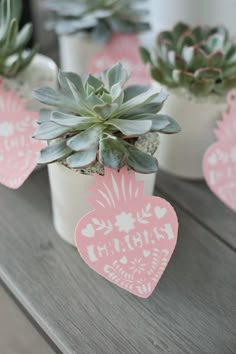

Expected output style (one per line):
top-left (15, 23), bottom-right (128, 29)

top-left (0, 169), bottom-right (235, 354)
top-left (156, 170), bottom-right (236, 250)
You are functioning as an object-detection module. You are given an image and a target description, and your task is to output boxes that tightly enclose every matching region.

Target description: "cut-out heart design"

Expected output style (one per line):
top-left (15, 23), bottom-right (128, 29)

top-left (203, 90), bottom-right (236, 212)
top-left (0, 78), bottom-right (44, 189)
top-left (82, 224), bottom-right (95, 238)
top-left (75, 168), bottom-right (178, 298)
top-left (143, 250), bottom-right (151, 258)
top-left (120, 256), bottom-right (127, 264)
top-left (155, 206), bottom-right (167, 219)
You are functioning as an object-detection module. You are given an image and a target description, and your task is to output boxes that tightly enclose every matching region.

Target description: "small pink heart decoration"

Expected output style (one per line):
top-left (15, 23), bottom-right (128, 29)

top-left (0, 78), bottom-right (44, 189)
top-left (203, 90), bottom-right (236, 212)
top-left (88, 33), bottom-right (151, 86)
top-left (75, 168), bottom-right (178, 298)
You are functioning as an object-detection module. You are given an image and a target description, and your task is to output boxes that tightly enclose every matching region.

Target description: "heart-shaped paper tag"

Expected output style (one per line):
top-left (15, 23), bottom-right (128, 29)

top-left (88, 33), bottom-right (151, 86)
top-left (75, 168), bottom-right (178, 298)
top-left (0, 78), bottom-right (44, 189)
top-left (203, 90), bottom-right (236, 212)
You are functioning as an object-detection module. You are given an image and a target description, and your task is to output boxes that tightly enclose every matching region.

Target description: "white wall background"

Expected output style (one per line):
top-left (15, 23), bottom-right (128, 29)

top-left (150, 0), bottom-right (236, 35)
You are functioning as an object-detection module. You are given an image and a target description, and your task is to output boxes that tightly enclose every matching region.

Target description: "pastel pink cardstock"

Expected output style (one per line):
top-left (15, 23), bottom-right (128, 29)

top-left (75, 168), bottom-right (178, 298)
top-left (203, 90), bottom-right (236, 212)
top-left (88, 33), bottom-right (151, 85)
top-left (0, 78), bottom-right (44, 189)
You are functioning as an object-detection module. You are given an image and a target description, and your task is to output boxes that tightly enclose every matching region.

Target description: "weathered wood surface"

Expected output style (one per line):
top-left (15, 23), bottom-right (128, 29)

top-left (0, 168), bottom-right (235, 354)
top-left (156, 170), bottom-right (236, 250)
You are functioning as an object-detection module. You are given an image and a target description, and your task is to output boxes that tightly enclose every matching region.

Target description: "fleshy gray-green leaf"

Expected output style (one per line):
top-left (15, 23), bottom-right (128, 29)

top-left (99, 136), bottom-right (128, 169)
top-left (38, 140), bottom-right (72, 164)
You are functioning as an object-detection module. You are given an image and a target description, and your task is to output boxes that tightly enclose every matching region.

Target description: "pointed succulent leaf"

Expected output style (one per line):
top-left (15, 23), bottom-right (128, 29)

top-left (66, 147), bottom-right (97, 169)
top-left (59, 71), bottom-right (86, 99)
top-left (125, 144), bottom-right (158, 173)
top-left (33, 87), bottom-right (78, 112)
top-left (172, 70), bottom-right (195, 86)
top-left (207, 34), bottom-right (225, 52)
top-left (208, 50), bottom-right (225, 67)
top-left (173, 22), bottom-right (189, 39)
top-left (158, 117), bottom-right (181, 134)
top-left (38, 140), bottom-right (72, 164)
top-left (120, 89), bottom-right (159, 113)
top-left (106, 62), bottom-right (129, 89)
top-left (107, 118), bottom-right (152, 136)
top-left (91, 20), bottom-right (112, 43)
top-left (87, 74), bottom-right (104, 91)
top-left (67, 126), bottom-right (102, 151)
top-left (99, 136), bottom-right (128, 169)
top-left (51, 111), bottom-right (97, 129)
top-left (194, 67), bottom-right (222, 80)
top-left (191, 78), bottom-right (215, 96)
top-left (38, 109), bottom-right (52, 124)
top-left (139, 46), bottom-right (152, 64)
top-left (150, 67), bottom-right (165, 83)
top-left (123, 85), bottom-right (149, 102)
top-left (33, 121), bottom-right (71, 140)
top-left (93, 103), bottom-right (119, 118)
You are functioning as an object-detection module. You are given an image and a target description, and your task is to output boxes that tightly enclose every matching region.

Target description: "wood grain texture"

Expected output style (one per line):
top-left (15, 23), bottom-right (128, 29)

top-left (0, 168), bottom-right (235, 354)
top-left (156, 170), bottom-right (236, 250)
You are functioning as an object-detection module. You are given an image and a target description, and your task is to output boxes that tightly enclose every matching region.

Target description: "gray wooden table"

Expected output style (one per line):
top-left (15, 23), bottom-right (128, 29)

top-left (0, 168), bottom-right (235, 354)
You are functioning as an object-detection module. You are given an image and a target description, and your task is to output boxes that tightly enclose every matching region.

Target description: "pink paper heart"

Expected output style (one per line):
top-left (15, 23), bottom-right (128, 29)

top-left (75, 168), bottom-right (178, 298)
top-left (203, 90), bottom-right (236, 212)
top-left (0, 78), bottom-right (44, 189)
top-left (88, 33), bottom-right (151, 86)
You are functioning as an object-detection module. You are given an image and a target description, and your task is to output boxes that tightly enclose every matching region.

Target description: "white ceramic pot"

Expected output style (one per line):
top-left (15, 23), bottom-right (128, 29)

top-left (5, 53), bottom-right (58, 110)
top-left (150, 0), bottom-right (236, 36)
top-left (157, 88), bottom-right (227, 179)
top-left (58, 33), bottom-right (104, 74)
top-left (48, 162), bottom-right (158, 246)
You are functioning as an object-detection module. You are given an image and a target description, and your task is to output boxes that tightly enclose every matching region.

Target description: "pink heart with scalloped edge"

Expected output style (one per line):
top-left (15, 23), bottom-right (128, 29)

top-left (203, 90), bottom-right (236, 212)
top-left (75, 168), bottom-right (178, 298)
top-left (0, 78), bottom-right (44, 189)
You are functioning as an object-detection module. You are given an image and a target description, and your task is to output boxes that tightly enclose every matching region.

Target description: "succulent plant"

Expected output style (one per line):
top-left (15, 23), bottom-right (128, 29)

top-left (140, 22), bottom-right (236, 96)
top-left (45, 0), bottom-right (150, 43)
top-left (33, 63), bottom-right (180, 174)
top-left (0, 0), bottom-right (37, 78)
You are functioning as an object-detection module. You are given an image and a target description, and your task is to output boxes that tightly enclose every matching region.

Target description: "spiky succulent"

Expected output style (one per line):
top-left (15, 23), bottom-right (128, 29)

top-left (33, 63), bottom-right (180, 174)
top-left (0, 0), bottom-right (37, 78)
top-left (140, 22), bottom-right (236, 96)
top-left (45, 0), bottom-right (150, 43)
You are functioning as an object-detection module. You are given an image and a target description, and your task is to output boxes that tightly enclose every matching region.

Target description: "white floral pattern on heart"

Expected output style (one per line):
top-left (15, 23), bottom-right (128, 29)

top-left (75, 168), bottom-right (178, 298)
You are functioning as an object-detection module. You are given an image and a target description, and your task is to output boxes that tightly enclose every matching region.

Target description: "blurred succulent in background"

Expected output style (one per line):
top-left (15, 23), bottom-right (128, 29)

top-left (0, 0), bottom-right (37, 78)
top-left (140, 22), bottom-right (236, 96)
top-left (44, 0), bottom-right (150, 43)
top-left (33, 63), bottom-right (180, 174)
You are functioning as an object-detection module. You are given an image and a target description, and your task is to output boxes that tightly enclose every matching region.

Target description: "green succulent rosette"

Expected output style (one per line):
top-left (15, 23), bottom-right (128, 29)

top-left (45, 0), bottom-right (150, 43)
top-left (33, 63), bottom-right (180, 174)
top-left (140, 22), bottom-right (236, 97)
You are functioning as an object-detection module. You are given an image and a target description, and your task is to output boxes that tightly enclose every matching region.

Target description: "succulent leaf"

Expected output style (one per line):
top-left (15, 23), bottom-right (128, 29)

top-left (33, 63), bottom-right (180, 173)
top-left (38, 140), bottom-right (72, 164)
top-left (141, 22), bottom-right (236, 96)
top-left (0, 0), bottom-right (37, 78)
top-left (99, 136), bottom-right (128, 169)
